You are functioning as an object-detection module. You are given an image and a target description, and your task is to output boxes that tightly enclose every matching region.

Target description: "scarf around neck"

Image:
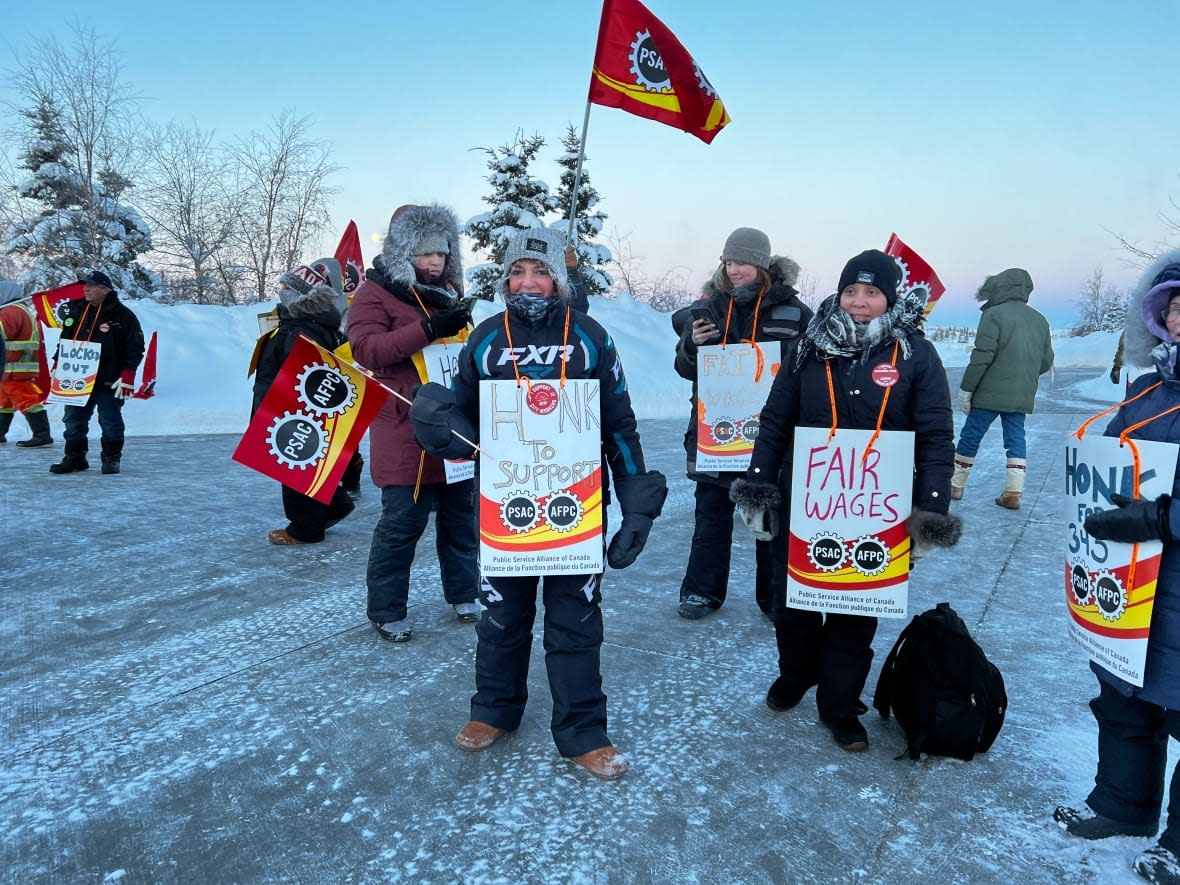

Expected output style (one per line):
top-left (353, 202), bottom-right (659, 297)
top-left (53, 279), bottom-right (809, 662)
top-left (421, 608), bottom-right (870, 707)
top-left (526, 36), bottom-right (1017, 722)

top-left (795, 288), bottom-right (927, 369)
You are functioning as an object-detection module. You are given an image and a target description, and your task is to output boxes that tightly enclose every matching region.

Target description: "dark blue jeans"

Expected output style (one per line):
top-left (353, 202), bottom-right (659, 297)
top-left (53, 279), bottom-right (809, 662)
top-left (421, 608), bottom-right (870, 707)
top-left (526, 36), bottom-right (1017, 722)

top-left (472, 571), bottom-right (608, 757)
top-left (955, 408), bottom-right (1026, 459)
top-left (365, 480), bottom-right (478, 624)
top-left (1088, 678), bottom-right (1180, 850)
top-left (63, 389), bottom-right (124, 444)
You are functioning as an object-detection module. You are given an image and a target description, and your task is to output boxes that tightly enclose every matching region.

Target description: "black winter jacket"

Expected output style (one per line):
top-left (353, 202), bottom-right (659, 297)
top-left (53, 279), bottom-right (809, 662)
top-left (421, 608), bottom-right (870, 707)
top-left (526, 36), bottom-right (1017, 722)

top-left (674, 266), bottom-right (812, 486)
top-left (57, 291), bottom-right (145, 387)
top-left (748, 335), bottom-right (955, 515)
top-left (251, 305), bottom-right (344, 415)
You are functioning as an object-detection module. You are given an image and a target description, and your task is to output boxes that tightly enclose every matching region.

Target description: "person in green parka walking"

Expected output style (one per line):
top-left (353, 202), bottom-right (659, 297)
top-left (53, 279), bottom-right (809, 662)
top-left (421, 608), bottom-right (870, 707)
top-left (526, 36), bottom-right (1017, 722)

top-left (951, 268), bottom-right (1054, 509)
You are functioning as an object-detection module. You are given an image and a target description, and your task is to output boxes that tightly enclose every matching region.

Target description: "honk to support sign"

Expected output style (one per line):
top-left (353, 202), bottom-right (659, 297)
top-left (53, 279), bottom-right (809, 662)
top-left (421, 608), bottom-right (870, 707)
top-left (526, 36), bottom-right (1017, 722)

top-left (786, 426), bottom-right (915, 619)
top-left (478, 379), bottom-right (603, 577)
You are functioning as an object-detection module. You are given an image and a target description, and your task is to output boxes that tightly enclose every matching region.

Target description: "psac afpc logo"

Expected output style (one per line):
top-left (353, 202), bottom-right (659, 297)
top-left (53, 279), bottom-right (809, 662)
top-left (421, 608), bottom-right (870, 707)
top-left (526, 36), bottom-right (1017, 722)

top-left (265, 362), bottom-right (357, 469)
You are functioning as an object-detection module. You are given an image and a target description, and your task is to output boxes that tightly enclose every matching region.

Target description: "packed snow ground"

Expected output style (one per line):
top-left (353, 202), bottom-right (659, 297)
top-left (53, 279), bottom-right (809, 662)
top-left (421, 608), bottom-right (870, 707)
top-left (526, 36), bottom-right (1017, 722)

top-left (1, 296), bottom-right (1155, 883)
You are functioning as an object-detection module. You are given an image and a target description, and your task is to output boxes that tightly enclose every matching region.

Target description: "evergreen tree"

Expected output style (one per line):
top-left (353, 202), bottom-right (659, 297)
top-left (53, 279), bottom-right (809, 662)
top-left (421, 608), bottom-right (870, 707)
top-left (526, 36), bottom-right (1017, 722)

top-left (550, 124), bottom-right (612, 297)
top-left (465, 132), bottom-right (560, 301)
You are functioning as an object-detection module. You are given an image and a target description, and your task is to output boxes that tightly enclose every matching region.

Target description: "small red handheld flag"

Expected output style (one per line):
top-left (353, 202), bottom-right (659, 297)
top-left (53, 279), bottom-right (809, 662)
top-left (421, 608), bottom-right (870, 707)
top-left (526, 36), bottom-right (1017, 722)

top-left (333, 220), bottom-right (366, 294)
top-left (885, 233), bottom-right (946, 319)
top-left (133, 331), bottom-right (158, 399)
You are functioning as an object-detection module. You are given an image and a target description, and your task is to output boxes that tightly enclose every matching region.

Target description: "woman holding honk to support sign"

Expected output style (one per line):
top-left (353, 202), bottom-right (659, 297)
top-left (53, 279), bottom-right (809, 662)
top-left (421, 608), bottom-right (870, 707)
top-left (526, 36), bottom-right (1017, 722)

top-left (731, 248), bottom-right (960, 752)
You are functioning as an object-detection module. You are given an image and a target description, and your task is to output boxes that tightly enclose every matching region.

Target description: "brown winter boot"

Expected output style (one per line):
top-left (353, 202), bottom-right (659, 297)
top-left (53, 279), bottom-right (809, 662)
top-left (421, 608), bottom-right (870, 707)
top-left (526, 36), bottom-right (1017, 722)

top-left (455, 721), bottom-right (507, 751)
top-left (995, 458), bottom-right (1026, 510)
top-left (950, 454), bottom-right (974, 501)
top-left (570, 745), bottom-right (629, 779)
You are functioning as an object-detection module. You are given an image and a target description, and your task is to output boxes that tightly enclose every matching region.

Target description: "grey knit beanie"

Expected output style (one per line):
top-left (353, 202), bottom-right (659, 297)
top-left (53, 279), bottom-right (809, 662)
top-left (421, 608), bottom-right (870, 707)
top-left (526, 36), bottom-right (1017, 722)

top-left (496, 228), bottom-right (570, 299)
top-left (722, 227), bottom-right (772, 270)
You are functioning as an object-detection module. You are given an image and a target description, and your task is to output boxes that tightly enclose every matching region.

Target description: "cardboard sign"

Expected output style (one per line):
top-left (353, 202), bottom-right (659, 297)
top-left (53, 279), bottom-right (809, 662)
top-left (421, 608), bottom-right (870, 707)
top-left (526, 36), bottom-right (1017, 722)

top-left (786, 426), bottom-right (915, 618)
top-left (478, 379), bottom-right (603, 576)
top-left (695, 341), bottom-right (780, 472)
top-left (48, 339), bottom-right (103, 405)
top-left (421, 343), bottom-right (474, 484)
top-left (1064, 434), bottom-right (1178, 686)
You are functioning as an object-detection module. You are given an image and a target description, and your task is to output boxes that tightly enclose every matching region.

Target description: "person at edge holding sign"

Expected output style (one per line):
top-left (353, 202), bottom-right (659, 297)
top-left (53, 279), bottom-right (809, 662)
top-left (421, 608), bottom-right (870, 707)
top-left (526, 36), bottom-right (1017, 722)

top-left (1055, 251), bottom-right (1180, 885)
top-left (49, 270), bottom-right (144, 476)
top-left (672, 227), bottom-right (812, 621)
top-left (252, 263), bottom-right (356, 545)
top-left (408, 227), bottom-right (667, 780)
top-left (730, 249), bottom-right (960, 751)
top-left (348, 203), bottom-right (479, 643)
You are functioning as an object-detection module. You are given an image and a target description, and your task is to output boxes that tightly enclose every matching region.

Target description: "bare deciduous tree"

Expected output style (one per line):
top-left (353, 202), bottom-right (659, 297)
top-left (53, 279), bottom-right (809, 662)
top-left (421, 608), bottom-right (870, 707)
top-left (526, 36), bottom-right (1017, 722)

top-left (227, 111), bottom-right (338, 302)
top-left (603, 227), bottom-right (694, 311)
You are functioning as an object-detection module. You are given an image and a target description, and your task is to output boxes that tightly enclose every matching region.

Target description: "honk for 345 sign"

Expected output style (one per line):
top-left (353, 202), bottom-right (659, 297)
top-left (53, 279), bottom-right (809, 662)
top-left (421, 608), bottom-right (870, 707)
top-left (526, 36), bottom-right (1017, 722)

top-left (1064, 434), bottom-right (1177, 687)
top-left (478, 379), bottom-right (603, 576)
top-left (786, 427), bottom-right (915, 618)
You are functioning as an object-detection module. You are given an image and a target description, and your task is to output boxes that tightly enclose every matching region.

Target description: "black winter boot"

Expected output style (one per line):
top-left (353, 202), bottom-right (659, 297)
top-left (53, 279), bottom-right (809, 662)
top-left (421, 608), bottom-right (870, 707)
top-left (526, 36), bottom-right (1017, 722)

top-left (15, 409), bottom-right (54, 448)
top-left (100, 438), bottom-right (124, 475)
top-left (0, 411), bottom-right (12, 444)
top-left (49, 439), bottom-right (89, 474)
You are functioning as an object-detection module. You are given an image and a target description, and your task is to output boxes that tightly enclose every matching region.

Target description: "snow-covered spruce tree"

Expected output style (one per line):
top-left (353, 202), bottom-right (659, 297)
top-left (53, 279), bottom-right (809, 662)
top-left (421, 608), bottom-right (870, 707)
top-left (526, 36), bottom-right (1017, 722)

top-left (550, 124), bottom-right (612, 297)
top-left (4, 41), bottom-right (158, 298)
top-left (465, 132), bottom-right (560, 301)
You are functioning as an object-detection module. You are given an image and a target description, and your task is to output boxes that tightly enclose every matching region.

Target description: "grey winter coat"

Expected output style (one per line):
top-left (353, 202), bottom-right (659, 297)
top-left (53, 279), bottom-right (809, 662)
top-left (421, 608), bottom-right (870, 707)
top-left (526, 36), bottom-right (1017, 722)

top-left (960, 269), bottom-right (1053, 413)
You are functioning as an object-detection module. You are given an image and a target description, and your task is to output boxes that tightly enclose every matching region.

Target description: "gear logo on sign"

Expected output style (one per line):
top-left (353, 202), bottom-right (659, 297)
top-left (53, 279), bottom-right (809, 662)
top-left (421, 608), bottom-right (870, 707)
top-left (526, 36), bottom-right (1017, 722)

top-left (740, 418), bottom-right (761, 443)
top-left (711, 419), bottom-right (737, 445)
top-left (266, 410), bottom-right (329, 469)
top-left (295, 363), bottom-right (357, 417)
top-left (526, 383), bottom-right (558, 415)
top-left (1093, 570), bottom-right (1127, 622)
top-left (500, 491), bottom-right (541, 534)
top-left (807, 532), bottom-right (847, 572)
top-left (629, 30), bottom-right (672, 92)
top-left (545, 492), bottom-right (583, 533)
top-left (1069, 561), bottom-right (1093, 605)
top-left (850, 536), bottom-right (890, 577)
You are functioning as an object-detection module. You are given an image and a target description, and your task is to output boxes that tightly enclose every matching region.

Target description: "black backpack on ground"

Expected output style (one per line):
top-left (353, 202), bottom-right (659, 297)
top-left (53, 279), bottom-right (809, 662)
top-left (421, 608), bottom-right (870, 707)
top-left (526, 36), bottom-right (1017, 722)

top-left (872, 602), bottom-right (1007, 761)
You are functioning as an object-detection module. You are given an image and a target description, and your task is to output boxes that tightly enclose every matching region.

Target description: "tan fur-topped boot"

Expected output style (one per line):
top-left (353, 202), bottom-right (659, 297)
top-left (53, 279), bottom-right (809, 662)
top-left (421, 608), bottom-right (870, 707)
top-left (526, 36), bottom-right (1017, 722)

top-left (950, 454), bottom-right (974, 500)
top-left (995, 458), bottom-right (1026, 509)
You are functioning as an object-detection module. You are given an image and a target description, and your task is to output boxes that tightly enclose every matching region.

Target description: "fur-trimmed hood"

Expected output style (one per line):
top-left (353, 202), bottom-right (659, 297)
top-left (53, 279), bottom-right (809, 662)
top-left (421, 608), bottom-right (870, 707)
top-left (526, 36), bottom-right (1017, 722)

top-left (975, 268), bottom-right (1033, 306)
top-left (701, 255), bottom-right (801, 299)
top-left (378, 203), bottom-right (464, 296)
top-left (1125, 248), bottom-right (1180, 369)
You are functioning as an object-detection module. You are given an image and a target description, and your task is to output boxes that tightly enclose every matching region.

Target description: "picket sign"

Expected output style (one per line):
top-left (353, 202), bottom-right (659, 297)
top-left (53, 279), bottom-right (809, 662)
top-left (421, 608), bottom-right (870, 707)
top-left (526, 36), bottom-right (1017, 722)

top-left (421, 343), bottom-right (475, 484)
top-left (694, 341), bottom-right (780, 472)
top-left (786, 426), bottom-right (915, 619)
top-left (477, 379), bottom-right (603, 576)
top-left (48, 340), bottom-right (103, 405)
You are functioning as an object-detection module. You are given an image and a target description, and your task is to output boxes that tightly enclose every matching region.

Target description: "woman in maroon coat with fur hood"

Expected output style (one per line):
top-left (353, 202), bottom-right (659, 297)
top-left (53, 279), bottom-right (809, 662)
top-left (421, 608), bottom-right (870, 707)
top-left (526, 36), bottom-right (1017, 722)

top-left (347, 203), bottom-right (479, 642)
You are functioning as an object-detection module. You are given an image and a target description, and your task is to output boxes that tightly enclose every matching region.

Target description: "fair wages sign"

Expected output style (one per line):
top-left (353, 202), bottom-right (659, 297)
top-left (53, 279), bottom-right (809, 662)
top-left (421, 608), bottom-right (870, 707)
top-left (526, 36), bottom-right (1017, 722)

top-left (48, 340), bottom-right (102, 405)
top-left (421, 344), bottom-right (474, 484)
top-left (695, 341), bottom-right (780, 472)
top-left (787, 427), bottom-right (914, 618)
top-left (478, 379), bottom-right (603, 576)
top-left (1064, 434), bottom-right (1177, 687)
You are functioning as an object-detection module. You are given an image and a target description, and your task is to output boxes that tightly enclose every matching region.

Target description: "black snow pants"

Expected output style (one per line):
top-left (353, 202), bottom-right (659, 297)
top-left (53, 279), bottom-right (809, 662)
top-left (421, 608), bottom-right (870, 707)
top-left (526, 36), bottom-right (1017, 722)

top-left (679, 480), bottom-right (773, 613)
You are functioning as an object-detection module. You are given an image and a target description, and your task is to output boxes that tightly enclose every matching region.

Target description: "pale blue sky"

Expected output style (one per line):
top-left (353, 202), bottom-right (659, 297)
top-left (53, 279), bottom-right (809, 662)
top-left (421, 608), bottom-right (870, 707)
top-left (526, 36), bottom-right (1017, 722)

top-left (3, 0), bottom-right (1177, 325)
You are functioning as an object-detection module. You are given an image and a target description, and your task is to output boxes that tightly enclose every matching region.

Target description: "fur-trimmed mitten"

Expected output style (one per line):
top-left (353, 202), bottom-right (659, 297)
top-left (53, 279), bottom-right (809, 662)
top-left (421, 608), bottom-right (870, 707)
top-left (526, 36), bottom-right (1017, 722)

top-left (607, 470), bottom-right (668, 569)
top-left (729, 477), bottom-right (783, 542)
top-left (409, 382), bottom-right (477, 460)
top-left (907, 509), bottom-right (963, 560)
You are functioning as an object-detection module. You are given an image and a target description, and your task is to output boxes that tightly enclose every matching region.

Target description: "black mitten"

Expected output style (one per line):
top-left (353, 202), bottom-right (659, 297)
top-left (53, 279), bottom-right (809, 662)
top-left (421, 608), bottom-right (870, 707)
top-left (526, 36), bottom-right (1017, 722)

top-left (1085, 493), bottom-right (1173, 543)
top-left (422, 307), bottom-right (469, 341)
top-left (907, 509), bottom-right (963, 559)
top-left (409, 382), bottom-right (477, 460)
top-left (607, 471), bottom-right (668, 569)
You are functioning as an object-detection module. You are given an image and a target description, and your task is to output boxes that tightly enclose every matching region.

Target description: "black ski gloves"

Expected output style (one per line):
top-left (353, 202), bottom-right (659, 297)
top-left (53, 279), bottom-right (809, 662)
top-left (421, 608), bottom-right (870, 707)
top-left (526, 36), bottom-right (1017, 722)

top-left (422, 306), bottom-right (470, 342)
top-left (907, 510), bottom-right (963, 560)
top-left (607, 470), bottom-right (668, 569)
top-left (1085, 493), bottom-right (1173, 544)
top-left (409, 383), bottom-right (477, 460)
top-left (729, 477), bottom-right (783, 541)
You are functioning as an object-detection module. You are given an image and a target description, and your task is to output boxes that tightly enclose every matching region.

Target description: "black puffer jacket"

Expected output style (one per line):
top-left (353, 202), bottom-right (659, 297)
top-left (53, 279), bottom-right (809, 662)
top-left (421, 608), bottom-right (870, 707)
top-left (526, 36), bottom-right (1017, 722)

top-left (57, 291), bottom-right (144, 387)
top-left (251, 304), bottom-right (344, 415)
top-left (673, 256), bottom-right (812, 486)
top-left (748, 334), bottom-right (955, 515)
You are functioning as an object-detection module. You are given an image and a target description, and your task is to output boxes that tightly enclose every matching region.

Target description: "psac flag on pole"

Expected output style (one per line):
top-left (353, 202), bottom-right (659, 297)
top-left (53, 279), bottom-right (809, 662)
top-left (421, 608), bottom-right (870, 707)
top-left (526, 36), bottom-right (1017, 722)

top-left (588, 0), bottom-right (730, 144)
top-left (32, 282), bottom-right (83, 328)
top-left (885, 233), bottom-right (946, 319)
top-left (334, 220), bottom-right (365, 294)
top-left (232, 336), bottom-right (388, 504)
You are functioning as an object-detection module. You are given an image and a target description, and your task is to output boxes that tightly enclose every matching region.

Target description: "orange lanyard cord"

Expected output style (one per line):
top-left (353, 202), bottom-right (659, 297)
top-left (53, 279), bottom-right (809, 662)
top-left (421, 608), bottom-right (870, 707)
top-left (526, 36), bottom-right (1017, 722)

top-left (721, 285), bottom-right (767, 348)
top-left (76, 302), bottom-right (100, 343)
top-left (501, 305), bottom-right (572, 392)
top-left (1074, 381), bottom-right (1161, 440)
top-left (821, 341), bottom-right (900, 457)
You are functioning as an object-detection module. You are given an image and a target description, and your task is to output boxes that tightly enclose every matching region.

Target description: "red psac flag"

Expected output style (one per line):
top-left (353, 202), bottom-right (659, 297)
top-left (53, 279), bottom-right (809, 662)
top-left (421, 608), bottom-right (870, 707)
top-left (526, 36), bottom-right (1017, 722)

top-left (32, 282), bottom-right (83, 329)
top-left (885, 233), bottom-right (947, 319)
top-left (334, 220), bottom-right (365, 294)
top-left (588, 0), bottom-right (730, 144)
top-left (232, 336), bottom-right (388, 503)
top-left (133, 331), bottom-right (158, 399)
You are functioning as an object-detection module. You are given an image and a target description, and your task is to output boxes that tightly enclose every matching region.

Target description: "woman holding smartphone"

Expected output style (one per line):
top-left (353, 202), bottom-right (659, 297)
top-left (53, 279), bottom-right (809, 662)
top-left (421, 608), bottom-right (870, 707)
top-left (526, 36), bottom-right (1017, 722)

top-left (672, 227), bottom-right (812, 621)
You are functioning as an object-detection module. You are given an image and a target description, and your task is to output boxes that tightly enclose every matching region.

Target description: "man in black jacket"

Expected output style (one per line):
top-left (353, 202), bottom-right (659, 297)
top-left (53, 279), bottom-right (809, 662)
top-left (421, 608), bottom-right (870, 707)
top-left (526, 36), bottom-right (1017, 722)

top-left (49, 270), bottom-right (144, 476)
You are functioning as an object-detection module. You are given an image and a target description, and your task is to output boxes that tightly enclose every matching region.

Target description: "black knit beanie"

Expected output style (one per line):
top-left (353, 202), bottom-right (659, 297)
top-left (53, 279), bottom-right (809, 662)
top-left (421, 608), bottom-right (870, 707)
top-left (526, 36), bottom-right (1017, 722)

top-left (837, 249), bottom-right (900, 305)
